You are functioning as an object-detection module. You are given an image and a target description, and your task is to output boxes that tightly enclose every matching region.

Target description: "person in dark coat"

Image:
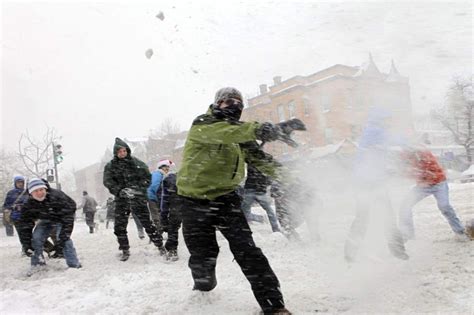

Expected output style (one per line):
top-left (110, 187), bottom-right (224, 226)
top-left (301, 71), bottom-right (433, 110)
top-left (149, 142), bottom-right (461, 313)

top-left (2, 175), bottom-right (28, 238)
top-left (103, 137), bottom-right (165, 261)
top-left (78, 191), bottom-right (98, 233)
top-left (160, 171), bottom-right (180, 261)
top-left (18, 178), bottom-right (81, 270)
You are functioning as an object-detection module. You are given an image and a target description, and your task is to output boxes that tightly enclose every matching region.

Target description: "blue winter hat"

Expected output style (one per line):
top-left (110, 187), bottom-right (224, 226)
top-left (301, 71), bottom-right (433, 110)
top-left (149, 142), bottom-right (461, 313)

top-left (28, 178), bottom-right (47, 194)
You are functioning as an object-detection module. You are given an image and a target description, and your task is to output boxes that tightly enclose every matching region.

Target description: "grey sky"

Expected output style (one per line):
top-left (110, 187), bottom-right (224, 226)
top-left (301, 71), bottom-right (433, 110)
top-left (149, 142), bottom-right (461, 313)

top-left (1, 0), bottom-right (472, 171)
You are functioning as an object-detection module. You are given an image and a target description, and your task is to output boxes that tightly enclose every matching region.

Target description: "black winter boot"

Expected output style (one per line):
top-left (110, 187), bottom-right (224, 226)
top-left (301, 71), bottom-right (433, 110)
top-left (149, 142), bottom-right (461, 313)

top-left (120, 249), bottom-right (130, 261)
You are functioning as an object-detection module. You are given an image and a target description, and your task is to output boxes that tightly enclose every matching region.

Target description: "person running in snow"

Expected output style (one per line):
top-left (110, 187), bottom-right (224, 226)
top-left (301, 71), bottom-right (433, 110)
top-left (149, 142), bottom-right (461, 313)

top-left (2, 176), bottom-right (28, 241)
top-left (78, 191), bottom-right (98, 233)
top-left (160, 169), bottom-right (180, 261)
top-left (18, 178), bottom-right (81, 271)
top-left (399, 147), bottom-right (469, 242)
top-left (176, 87), bottom-right (303, 315)
top-left (147, 159), bottom-right (172, 235)
top-left (103, 137), bottom-right (165, 261)
top-left (242, 161), bottom-right (280, 233)
top-left (344, 107), bottom-right (409, 263)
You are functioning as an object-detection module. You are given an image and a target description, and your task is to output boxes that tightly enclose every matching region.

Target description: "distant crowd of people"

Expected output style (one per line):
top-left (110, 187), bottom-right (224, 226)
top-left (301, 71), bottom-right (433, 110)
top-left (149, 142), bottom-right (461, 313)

top-left (3, 87), bottom-right (471, 315)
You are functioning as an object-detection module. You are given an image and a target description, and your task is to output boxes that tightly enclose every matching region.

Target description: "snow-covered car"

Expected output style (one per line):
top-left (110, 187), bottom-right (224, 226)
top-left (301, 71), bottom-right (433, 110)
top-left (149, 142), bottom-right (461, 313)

top-left (460, 165), bottom-right (474, 183)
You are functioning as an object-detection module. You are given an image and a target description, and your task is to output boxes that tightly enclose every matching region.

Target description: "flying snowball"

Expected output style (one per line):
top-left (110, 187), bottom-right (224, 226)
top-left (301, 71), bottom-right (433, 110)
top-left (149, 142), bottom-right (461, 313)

top-left (145, 49), bottom-right (154, 59)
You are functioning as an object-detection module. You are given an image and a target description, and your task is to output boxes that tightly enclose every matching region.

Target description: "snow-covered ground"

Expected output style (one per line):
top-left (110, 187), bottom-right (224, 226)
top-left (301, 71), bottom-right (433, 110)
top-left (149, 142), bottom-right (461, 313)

top-left (1, 183), bottom-right (473, 314)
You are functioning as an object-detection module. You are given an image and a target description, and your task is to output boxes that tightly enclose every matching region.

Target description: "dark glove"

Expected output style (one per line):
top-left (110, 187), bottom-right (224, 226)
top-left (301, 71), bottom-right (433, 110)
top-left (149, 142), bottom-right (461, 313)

top-left (277, 118), bottom-right (307, 135)
top-left (256, 122), bottom-right (281, 142)
top-left (275, 118), bottom-right (307, 147)
top-left (119, 188), bottom-right (135, 199)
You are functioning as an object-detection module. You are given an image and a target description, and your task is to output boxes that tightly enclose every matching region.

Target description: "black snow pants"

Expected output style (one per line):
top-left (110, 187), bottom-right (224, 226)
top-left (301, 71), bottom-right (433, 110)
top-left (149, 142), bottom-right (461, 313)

top-left (179, 191), bottom-right (285, 313)
top-left (114, 196), bottom-right (163, 251)
top-left (164, 197), bottom-right (182, 251)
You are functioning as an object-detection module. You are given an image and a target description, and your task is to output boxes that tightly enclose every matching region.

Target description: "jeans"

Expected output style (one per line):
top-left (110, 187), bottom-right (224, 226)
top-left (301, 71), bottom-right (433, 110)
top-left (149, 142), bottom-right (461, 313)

top-left (31, 220), bottom-right (80, 268)
top-left (241, 189), bottom-right (280, 232)
top-left (399, 180), bottom-right (465, 239)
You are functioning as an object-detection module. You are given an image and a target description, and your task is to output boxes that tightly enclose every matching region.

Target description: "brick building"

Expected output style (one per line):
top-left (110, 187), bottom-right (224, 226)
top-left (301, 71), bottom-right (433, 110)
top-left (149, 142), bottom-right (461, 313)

top-left (241, 55), bottom-right (413, 161)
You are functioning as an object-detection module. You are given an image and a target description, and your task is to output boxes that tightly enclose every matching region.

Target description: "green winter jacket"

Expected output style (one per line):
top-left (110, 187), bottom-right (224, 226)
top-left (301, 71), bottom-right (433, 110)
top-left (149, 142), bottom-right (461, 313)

top-left (103, 138), bottom-right (151, 198)
top-left (177, 106), bottom-right (280, 200)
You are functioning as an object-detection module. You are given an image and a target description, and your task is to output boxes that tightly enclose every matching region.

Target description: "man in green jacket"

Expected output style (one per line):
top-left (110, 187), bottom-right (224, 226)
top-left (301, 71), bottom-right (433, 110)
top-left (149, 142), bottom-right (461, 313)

top-left (177, 87), bottom-right (300, 315)
top-left (103, 138), bottom-right (165, 261)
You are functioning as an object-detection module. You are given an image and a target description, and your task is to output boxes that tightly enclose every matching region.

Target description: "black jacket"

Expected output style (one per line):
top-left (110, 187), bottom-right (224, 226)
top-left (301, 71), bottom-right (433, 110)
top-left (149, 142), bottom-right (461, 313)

top-left (244, 165), bottom-right (272, 194)
top-left (161, 173), bottom-right (178, 212)
top-left (18, 187), bottom-right (77, 248)
top-left (103, 138), bottom-right (151, 198)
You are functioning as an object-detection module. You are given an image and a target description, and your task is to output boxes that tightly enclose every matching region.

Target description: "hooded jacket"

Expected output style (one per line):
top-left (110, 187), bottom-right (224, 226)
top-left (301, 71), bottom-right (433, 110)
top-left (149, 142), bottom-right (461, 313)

top-left (177, 106), bottom-right (280, 200)
top-left (103, 138), bottom-right (151, 197)
top-left (2, 176), bottom-right (28, 222)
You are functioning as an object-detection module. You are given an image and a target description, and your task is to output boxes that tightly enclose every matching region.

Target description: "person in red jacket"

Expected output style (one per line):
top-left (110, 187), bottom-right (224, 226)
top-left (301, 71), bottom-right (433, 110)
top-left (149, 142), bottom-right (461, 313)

top-left (399, 149), bottom-right (467, 241)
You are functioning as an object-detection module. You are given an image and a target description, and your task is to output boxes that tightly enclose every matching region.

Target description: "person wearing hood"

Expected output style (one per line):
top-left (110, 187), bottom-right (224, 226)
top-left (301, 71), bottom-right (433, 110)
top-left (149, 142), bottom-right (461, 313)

top-left (103, 137), bottom-right (165, 261)
top-left (18, 178), bottom-right (81, 271)
top-left (3, 175), bottom-right (28, 239)
top-left (345, 107), bottom-right (409, 263)
top-left (176, 87), bottom-right (300, 315)
top-left (147, 159), bottom-right (172, 234)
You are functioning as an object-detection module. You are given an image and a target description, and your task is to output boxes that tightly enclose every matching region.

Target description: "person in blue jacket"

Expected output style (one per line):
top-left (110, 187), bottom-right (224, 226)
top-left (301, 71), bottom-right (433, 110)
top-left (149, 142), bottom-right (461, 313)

top-left (2, 176), bottom-right (28, 240)
top-left (147, 159), bottom-right (172, 233)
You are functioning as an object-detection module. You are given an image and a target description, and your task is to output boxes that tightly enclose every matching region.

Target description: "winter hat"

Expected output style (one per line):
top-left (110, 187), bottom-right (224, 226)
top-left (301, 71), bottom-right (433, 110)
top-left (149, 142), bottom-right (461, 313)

top-left (28, 178), bottom-right (47, 194)
top-left (157, 159), bottom-right (173, 169)
top-left (214, 87), bottom-right (243, 105)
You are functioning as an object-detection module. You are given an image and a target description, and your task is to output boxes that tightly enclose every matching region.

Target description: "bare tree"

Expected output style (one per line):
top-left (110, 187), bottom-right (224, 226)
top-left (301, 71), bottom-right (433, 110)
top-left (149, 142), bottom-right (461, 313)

top-left (150, 118), bottom-right (181, 138)
top-left (18, 127), bottom-right (59, 178)
top-left (0, 149), bottom-right (25, 201)
top-left (433, 76), bottom-right (474, 164)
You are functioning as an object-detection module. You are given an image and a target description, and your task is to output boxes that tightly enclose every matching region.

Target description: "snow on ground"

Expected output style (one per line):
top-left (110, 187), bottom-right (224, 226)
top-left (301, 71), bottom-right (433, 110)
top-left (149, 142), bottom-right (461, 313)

top-left (0, 183), bottom-right (473, 314)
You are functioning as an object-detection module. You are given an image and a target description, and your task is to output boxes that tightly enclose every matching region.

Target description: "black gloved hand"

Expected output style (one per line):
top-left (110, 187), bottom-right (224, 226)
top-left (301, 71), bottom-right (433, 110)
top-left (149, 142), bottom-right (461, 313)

top-left (119, 188), bottom-right (135, 199)
top-left (256, 122), bottom-right (282, 142)
top-left (276, 118), bottom-right (307, 135)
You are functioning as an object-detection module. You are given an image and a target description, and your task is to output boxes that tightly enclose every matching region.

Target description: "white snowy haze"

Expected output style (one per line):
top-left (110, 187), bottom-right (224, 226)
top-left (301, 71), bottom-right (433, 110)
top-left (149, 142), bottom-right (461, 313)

top-left (1, 0), bottom-right (472, 170)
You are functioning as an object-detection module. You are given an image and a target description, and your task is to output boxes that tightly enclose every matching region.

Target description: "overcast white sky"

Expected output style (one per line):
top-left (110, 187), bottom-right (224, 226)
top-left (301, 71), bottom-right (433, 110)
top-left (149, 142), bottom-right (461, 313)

top-left (1, 0), bottom-right (472, 171)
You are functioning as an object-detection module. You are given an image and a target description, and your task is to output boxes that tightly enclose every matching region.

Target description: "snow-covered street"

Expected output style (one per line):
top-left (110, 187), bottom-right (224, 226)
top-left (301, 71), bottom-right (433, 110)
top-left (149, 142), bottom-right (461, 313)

top-left (1, 183), bottom-right (472, 314)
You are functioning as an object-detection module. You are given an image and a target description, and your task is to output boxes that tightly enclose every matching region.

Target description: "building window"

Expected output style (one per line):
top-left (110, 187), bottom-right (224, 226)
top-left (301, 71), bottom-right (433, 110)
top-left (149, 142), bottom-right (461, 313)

top-left (277, 104), bottom-right (285, 122)
top-left (325, 128), bottom-right (333, 144)
top-left (321, 94), bottom-right (331, 112)
top-left (288, 102), bottom-right (296, 118)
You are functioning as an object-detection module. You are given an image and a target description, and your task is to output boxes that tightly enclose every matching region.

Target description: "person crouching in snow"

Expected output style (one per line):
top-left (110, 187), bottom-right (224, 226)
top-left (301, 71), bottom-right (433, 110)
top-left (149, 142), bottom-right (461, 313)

top-left (399, 147), bottom-right (469, 242)
top-left (17, 178), bottom-right (81, 270)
